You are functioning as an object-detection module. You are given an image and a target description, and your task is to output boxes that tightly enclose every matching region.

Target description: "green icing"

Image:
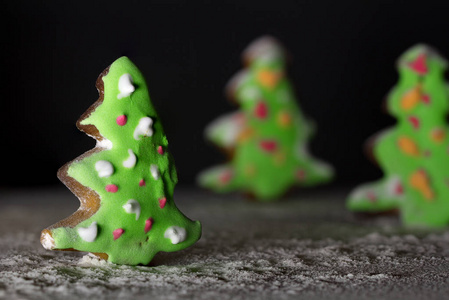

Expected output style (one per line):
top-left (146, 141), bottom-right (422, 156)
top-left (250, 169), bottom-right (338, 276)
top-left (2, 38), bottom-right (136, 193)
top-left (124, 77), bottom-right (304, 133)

top-left (198, 37), bottom-right (334, 201)
top-left (347, 44), bottom-right (449, 227)
top-left (50, 57), bottom-right (201, 265)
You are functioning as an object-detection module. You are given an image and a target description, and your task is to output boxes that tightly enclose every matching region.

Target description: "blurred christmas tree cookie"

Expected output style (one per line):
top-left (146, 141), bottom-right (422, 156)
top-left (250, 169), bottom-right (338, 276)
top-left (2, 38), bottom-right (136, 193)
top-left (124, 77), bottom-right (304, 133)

top-left (197, 36), bottom-right (334, 201)
top-left (41, 57), bottom-right (201, 265)
top-left (347, 45), bottom-right (449, 227)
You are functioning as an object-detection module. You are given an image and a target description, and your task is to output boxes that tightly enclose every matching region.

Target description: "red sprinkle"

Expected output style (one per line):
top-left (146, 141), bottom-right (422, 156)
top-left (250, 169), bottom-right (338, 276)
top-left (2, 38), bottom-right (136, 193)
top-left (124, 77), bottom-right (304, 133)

top-left (409, 53), bottom-right (428, 75)
top-left (254, 101), bottom-right (268, 119)
top-left (116, 115), bottom-right (127, 126)
top-left (408, 116), bottom-right (420, 129)
top-left (259, 140), bottom-right (278, 152)
top-left (145, 218), bottom-right (153, 233)
top-left (139, 179), bottom-right (146, 187)
top-left (422, 94), bottom-right (431, 104)
top-left (157, 146), bottom-right (164, 155)
top-left (113, 228), bottom-right (124, 240)
top-left (159, 197), bottom-right (167, 209)
top-left (105, 184), bottom-right (118, 193)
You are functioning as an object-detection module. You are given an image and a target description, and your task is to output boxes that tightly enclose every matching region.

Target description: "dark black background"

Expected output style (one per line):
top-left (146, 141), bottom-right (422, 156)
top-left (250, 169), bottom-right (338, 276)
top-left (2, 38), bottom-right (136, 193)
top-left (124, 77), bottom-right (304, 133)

top-left (3, 0), bottom-right (449, 188)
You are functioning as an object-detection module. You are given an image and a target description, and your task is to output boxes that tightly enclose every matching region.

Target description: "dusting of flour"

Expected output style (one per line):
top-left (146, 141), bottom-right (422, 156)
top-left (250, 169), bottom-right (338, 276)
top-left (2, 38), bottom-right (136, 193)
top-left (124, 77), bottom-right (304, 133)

top-left (1, 188), bottom-right (449, 300)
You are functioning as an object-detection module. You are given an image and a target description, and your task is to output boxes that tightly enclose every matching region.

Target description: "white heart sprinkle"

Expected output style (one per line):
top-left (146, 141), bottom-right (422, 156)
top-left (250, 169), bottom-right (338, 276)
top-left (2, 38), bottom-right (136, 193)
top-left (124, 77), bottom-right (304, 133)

top-left (164, 226), bottom-right (187, 244)
top-left (95, 160), bottom-right (114, 178)
top-left (77, 222), bottom-right (98, 242)
top-left (117, 73), bottom-right (135, 99)
top-left (133, 117), bottom-right (153, 140)
top-left (150, 164), bottom-right (160, 180)
top-left (122, 199), bottom-right (141, 221)
top-left (123, 149), bottom-right (137, 168)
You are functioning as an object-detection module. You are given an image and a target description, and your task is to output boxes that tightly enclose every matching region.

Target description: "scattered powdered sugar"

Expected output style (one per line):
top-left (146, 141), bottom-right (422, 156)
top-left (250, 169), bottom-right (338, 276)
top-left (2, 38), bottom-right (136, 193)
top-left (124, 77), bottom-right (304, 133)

top-left (78, 253), bottom-right (112, 267)
top-left (1, 188), bottom-right (449, 300)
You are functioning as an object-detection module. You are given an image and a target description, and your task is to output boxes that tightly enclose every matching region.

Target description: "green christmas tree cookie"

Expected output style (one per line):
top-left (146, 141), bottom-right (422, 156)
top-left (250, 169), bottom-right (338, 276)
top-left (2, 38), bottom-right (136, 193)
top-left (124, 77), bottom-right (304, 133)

top-left (347, 45), bottom-right (449, 227)
top-left (41, 57), bottom-right (201, 265)
top-left (197, 36), bottom-right (334, 200)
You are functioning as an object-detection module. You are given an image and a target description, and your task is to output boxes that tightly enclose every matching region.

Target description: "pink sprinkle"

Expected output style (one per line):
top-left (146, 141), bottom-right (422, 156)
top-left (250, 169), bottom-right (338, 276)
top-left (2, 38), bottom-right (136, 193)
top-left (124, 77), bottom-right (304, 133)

top-left (422, 94), bottom-right (431, 104)
top-left (254, 101), bottom-right (268, 119)
top-left (219, 170), bottom-right (233, 184)
top-left (409, 53), bottom-right (428, 75)
top-left (145, 218), bottom-right (153, 233)
top-left (394, 183), bottom-right (404, 195)
top-left (296, 169), bottom-right (305, 180)
top-left (408, 116), bottom-right (420, 129)
top-left (233, 112), bottom-right (245, 123)
top-left (105, 184), bottom-right (118, 193)
top-left (113, 228), bottom-right (124, 240)
top-left (259, 140), bottom-right (278, 152)
top-left (157, 146), bottom-right (164, 155)
top-left (159, 197), bottom-right (167, 209)
top-left (367, 191), bottom-right (377, 203)
top-left (116, 115), bottom-right (127, 126)
top-left (139, 179), bottom-right (146, 187)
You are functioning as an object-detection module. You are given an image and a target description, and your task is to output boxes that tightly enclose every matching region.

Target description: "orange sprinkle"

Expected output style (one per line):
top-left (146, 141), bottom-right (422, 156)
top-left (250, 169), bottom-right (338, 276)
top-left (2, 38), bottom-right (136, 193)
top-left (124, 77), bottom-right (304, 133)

top-left (277, 111), bottom-right (292, 128)
top-left (431, 128), bottom-right (446, 143)
top-left (400, 85), bottom-right (422, 111)
top-left (273, 151), bottom-right (287, 166)
top-left (409, 169), bottom-right (434, 201)
top-left (398, 136), bottom-right (420, 156)
top-left (244, 164), bottom-right (256, 177)
top-left (237, 128), bottom-right (255, 143)
top-left (257, 69), bottom-right (283, 89)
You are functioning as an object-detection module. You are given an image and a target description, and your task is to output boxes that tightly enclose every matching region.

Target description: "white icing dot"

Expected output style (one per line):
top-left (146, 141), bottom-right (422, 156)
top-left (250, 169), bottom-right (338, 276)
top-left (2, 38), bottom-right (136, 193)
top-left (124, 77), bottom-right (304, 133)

top-left (150, 164), bottom-right (160, 180)
top-left (41, 232), bottom-right (55, 250)
top-left (243, 36), bottom-right (283, 61)
top-left (239, 87), bottom-right (261, 101)
top-left (122, 199), bottom-right (141, 221)
top-left (133, 117), bottom-right (153, 140)
top-left (164, 226), bottom-right (187, 244)
top-left (123, 149), bottom-right (137, 168)
top-left (205, 112), bottom-right (244, 148)
top-left (77, 222), bottom-right (98, 242)
top-left (117, 73), bottom-right (135, 99)
top-left (95, 160), bottom-right (114, 178)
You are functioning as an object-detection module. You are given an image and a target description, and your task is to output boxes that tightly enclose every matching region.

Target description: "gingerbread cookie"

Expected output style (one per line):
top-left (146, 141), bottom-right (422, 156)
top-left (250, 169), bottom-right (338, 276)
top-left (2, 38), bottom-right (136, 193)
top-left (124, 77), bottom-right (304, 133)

top-left (347, 45), bottom-right (449, 227)
top-left (197, 36), bottom-right (334, 200)
top-left (41, 57), bottom-right (201, 264)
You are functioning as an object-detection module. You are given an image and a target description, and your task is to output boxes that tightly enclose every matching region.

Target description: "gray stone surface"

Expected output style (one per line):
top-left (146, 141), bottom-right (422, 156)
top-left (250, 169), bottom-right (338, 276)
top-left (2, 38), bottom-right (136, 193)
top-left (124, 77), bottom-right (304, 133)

top-left (1, 187), bottom-right (449, 300)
